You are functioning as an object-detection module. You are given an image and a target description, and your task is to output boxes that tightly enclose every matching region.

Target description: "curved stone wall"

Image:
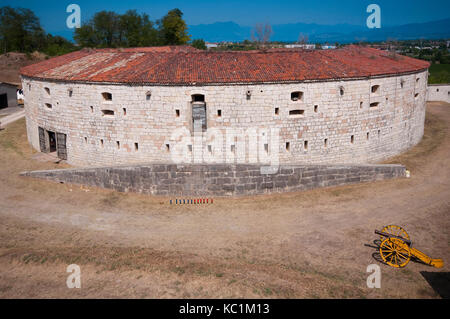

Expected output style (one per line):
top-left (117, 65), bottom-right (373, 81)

top-left (22, 70), bottom-right (428, 167)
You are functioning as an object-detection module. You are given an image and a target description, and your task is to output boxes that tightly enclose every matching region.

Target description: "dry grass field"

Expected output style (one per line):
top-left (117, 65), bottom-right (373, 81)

top-left (0, 102), bottom-right (449, 298)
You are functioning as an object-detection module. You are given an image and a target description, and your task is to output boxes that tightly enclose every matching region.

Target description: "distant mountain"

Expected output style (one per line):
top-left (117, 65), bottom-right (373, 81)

top-left (188, 18), bottom-right (450, 43)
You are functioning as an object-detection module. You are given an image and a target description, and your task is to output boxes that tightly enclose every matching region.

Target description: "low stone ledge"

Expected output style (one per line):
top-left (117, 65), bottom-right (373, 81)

top-left (20, 163), bottom-right (406, 197)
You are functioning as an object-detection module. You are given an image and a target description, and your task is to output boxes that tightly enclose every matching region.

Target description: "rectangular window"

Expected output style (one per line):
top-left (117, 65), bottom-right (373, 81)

top-left (314, 105), bottom-right (318, 113)
top-left (289, 109), bottom-right (304, 116)
top-left (116, 141), bottom-right (120, 149)
top-left (275, 107), bottom-right (279, 115)
top-left (101, 109), bottom-right (115, 116)
top-left (123, 108), bottom-right (127, 115)
top-left (285, 142), bottom-right (290, 151)
top-left (134, 143), bottom-right (138, 151)
top-left (324, 138), bottom-right (328, 147)
top-left (351, 135), bottom-right (354, 144)
top-left (369, 102), bottom-right (379, 108)
top-left (304, 140), bottom-right (308, 150)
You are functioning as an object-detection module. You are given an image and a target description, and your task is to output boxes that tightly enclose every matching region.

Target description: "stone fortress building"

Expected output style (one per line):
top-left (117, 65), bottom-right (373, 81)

top-left (20, 45), bottom-right (429, 167)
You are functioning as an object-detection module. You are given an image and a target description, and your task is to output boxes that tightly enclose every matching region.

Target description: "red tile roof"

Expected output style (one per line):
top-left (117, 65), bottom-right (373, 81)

top-left (20, 45), bottom-right (430, 85)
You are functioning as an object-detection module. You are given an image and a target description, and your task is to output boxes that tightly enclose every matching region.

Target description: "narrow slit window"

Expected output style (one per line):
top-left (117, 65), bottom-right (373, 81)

top-left (275, 107), bottom-right (279, 115)
top-left (90, 106), bottom-right (94, 113)
top-left (339, 87), bottom-right (344, 96)
top-left (208, 145), bottom-right (212, 153)
top-left (134, 143), bottom-right (138, 151)
top-left (351, 135), bottom-right (354, 144)
top-left (116, 141), bottom-right (120, 149)
top-left (175, 109), bottom-right (180, 117)
top-left (324, 138), bottom-right (328, 148)
top-left (231, 145), bottom-right (235, 153)
top-left (314, 105), bottom-right (318, 113)
top-left (304, 140), bottom-right (308, 150)
top-left (123, 108), bottom-right (127, 115)
top-left (367, 132), bottom-right (370, 140)
top-left (217, 109), bottom-right (222, 117)
top-left (264, 143), bottom-right (269, 153)
top-left (100, 139), bottom-right (104, 147)
top-left (68, 89), bottom-right (73, 97)
top-left (291, 91), bottom-right (303, 101)
top-left (378, 129), bottom-right (381, 138)
top-left (360, 101), bottom-right (363, 109)
top-left (146, 92), bottom-right (151, 100)
top-left (285, 142), bottom-right (290, 152)
top-left (289, 109), bottom-right (304, 116)
top-left (84, 137), bottom-right (87, 143)
top-left (166, 144), bottom-right (170, 151)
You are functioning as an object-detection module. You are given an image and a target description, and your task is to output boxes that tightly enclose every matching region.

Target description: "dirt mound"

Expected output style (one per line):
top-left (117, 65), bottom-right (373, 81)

top-left (0, 51), bottom-right (48, 86)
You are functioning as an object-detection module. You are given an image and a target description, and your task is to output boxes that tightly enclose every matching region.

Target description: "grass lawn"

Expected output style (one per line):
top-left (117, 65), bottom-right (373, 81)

top-left (428, 64), bottom-right (450, 84)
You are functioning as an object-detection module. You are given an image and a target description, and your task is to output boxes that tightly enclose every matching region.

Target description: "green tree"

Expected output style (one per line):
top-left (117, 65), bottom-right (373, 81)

top-left (75, 10), bottom-right (159, 48)
top-left (158, 8), bottom-right (190, 45)
top-left (119, 10), bottom-right (158, 47)
top-left (191, 39), bottom-right (206, 50)
top-left (0, 6), bottom-right (45, 53)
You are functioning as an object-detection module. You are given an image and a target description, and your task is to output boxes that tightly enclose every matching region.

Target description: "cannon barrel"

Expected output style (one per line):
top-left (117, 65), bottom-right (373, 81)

top-left (375, 230), bottom-right (412, 246)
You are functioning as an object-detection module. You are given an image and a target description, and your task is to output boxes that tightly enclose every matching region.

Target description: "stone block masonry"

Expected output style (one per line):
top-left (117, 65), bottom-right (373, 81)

top-left (21, 163), bottom-right (406, 197)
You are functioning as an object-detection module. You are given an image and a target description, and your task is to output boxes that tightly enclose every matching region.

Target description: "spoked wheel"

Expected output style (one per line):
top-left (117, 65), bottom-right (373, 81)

top-left (379, 237), bottom-right (411, 268)
top-left (380, 225), bottom-right (410, 241)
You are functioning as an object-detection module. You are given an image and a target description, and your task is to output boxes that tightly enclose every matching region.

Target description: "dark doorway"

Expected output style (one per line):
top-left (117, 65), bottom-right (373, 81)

top-left (56, 133), bottom-right (67, 160)
top-left (192, 104), bottom-right (207, 132)
top-left (0, 93), bottom-right (7, 109)
top-left (48, 131), bottom-right (57, 152)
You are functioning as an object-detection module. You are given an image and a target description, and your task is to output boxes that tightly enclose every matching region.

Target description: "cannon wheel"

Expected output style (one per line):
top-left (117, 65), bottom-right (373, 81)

top-left (380, 225), bottom-right (410, 241)
top-left (379, 237), bottom-right (411, 268)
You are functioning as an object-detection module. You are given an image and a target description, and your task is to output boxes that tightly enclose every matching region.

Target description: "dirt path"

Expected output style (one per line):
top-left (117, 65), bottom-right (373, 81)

top-left (0, 102), bottom-right (449, 298)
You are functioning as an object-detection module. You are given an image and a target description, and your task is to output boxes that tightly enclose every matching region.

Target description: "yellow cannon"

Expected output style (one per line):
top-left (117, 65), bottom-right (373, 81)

top-left (374, 225), bottom-right (444, 268)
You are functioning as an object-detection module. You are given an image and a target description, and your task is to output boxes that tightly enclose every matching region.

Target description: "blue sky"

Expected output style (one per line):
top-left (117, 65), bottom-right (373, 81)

top-left (1, 0), bottom-right (450, 38)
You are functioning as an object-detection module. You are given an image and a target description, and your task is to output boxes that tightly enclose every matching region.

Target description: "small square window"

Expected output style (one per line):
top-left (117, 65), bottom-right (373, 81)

top-left (291, 91), bottom-right (303, 101)
top-left (102, 92), bottom-right (112, 101)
